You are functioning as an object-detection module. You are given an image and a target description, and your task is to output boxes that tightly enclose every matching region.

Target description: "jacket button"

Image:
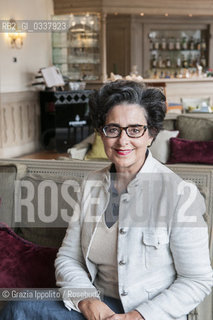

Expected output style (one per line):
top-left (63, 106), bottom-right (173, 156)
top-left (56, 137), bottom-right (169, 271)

top-left (120, 228), bottom-right (127, 234)
top-left (121, 290), bottom-right (128, 296)
top-left (119, 260), bottom-right (126, 265)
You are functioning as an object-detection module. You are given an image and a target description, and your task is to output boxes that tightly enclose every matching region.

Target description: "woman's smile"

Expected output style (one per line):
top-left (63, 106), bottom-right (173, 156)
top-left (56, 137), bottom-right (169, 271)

top-left (114, 148), bottom-right (134, 156)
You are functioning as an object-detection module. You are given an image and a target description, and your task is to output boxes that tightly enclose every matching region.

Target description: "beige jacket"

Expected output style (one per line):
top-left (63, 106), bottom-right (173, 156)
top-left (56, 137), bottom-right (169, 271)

top-left (55, 152), bottom-right (213, 320)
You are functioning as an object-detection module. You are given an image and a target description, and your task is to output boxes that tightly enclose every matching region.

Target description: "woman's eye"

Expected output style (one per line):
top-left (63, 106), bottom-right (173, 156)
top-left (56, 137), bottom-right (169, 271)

top-left (129, 127), bottom-right (140, 134)
top-left (108, 127), bottom-right (119, 133)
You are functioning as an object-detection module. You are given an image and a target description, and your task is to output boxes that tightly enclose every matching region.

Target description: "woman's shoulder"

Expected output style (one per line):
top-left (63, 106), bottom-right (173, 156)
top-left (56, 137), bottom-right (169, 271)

top-left (146, 151), bottom-right (180, 176)
top-left (149, 154), bottom-right (185, 185)
top-left (82, 164), bottom-right (111, 189)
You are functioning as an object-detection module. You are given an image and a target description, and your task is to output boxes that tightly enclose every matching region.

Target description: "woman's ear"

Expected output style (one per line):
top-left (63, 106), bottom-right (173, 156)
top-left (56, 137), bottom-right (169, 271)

top-left (95, 128), bottom-right (101, 135)
top-left (147, 136), bottom-right (154, 148)
top-left (97, 129), bottom-right (104, 138)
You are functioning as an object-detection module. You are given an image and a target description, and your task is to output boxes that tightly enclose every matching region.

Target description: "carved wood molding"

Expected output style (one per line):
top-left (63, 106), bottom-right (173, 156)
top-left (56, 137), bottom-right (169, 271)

top-left (53, 0), bottom-right (213, 15)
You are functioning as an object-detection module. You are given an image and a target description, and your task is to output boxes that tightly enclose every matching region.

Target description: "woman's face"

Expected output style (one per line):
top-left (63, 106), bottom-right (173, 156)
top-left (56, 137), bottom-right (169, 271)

top-left (101, 103), bottom-right (153, 173)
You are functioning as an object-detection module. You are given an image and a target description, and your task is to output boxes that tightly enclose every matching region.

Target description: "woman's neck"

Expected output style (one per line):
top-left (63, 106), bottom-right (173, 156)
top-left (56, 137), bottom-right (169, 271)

top-left (113, 171), bottom-right (136, 194)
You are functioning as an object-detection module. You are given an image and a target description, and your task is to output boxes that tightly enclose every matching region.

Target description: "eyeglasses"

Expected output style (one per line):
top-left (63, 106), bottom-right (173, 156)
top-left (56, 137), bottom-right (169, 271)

top-left (102, 124), bottom-right (148, 138)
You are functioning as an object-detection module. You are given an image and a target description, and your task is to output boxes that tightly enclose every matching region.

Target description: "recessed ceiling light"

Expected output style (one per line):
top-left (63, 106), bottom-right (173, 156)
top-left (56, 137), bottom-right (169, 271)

top-left (165, 13), bottom-right (169, 17)
top-left (140, 12), bottom-right (144, 16)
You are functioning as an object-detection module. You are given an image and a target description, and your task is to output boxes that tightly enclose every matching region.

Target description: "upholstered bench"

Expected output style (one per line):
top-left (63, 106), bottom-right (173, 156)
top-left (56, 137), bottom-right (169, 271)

top-left (0, 159), bottom-right (212, 319)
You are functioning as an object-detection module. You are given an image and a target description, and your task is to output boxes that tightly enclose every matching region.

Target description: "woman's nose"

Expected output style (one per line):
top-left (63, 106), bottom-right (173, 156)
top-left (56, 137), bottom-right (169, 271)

top-left (117, 128), bottom-right (129, 143)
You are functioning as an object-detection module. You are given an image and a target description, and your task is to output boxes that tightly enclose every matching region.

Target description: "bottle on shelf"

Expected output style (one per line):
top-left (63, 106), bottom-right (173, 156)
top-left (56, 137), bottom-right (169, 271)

top-left (161, 38), bottom-right (167, 50)
top-left (182, 54), bottom-right (188, 68)
top-left (188, 53), bottom-right (194, 68)
top-left (176, 56), bottom-right (182, 68)
top-left (175, 38), bottom-right (181, 50)
top-left (197, 39), bottom-right (201, 50)
top-left (181, 37), bottom-right (188, 50)
top-left (130, 65), bottom-right (139, 77)
top-left (195, 53), bottom-right (201, 65)
top-left (168, 37), bottom-right (175, 50)
top-left (151, 54), bottom-right (157, 68)
top-left (159, 71), bottom-right (164, 78)
top-left (201, 38), bottom-right (207, 51)
top-left (149, 38), bottom-right (154, 50)
top-left (158, 54), bottom-right (163, 68)
top-left (154, 38), bottom-right (160, 50)
top-left (166, 56), bottom-right (172, 68)
top-left (189, 37), bottom-right (195, 50)
top-left (200, 54), bottom-right (207, 68)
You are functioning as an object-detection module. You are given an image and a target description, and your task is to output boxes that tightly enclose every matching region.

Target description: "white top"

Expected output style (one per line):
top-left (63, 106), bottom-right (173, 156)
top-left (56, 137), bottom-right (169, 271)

top-left (88, 213), bottom-right (119, 299)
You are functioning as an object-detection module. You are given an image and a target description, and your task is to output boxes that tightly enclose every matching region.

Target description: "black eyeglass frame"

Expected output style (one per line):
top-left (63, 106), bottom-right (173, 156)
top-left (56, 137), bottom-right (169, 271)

top-left (102, 124), bottom-right (148, 138)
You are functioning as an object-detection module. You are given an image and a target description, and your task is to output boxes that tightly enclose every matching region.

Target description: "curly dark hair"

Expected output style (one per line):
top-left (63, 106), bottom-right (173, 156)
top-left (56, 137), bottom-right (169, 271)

top-left (89, 80), bottom-right (167, 138)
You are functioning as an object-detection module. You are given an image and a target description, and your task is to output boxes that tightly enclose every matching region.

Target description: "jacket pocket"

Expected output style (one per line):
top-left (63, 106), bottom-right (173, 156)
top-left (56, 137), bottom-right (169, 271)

top-left (144, 274), bottom-right (176, 300)
top-left (143, 231), bottom-right (173, 269)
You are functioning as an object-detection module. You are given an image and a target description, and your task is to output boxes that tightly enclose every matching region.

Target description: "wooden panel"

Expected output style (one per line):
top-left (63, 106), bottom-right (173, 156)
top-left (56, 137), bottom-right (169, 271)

top-left (130, 19), bottom-right (143, 75)
top-left (102, 0), bottom-right (213, 14)
top-left (54, 0), bottom-right (213, 15)
top-left (106, 16), bottom-right (131, 76)
top-left (53, 0), bottom-right (102, 14)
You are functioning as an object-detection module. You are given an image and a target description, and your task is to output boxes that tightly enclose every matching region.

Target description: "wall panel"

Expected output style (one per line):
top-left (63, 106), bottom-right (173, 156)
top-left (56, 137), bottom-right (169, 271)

top-left (0, 91), bottom-right (40, 158)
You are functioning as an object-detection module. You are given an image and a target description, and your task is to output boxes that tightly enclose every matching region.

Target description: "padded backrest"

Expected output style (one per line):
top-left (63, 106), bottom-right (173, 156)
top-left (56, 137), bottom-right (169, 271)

top-left (177, 114), bottom-right (213, 141)
top-left (0, 163), bottom-right (26, 227)
top-left (15, 173), bottom-right (82, 248)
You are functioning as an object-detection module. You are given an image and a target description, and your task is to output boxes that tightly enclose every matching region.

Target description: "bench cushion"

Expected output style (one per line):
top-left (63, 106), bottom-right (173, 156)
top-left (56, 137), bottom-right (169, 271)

top-left (0, 223), bottom-right (57, 288)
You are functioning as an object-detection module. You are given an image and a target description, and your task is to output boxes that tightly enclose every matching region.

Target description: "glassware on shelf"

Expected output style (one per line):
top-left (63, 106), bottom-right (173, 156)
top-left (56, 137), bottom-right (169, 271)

top-left (151, 54), bottom-right (157, 68)
top-left (52, 13), bottom-right (101, 81)
top-left (176, 56), bottom-right (182, 68)
top-left (154, 38), bottom-right (160, 50)
top-left (166, 56), bottom-right (171, 68)
top-left (181, 37), bottom-right (188, 50)
top-left (201, 38), bottom-right (207, 51)
top-left (148, 28), bottom-right (209, 76)
top-left (175, 38), bottom-right (181, 50)
top-left (168, 37), bottom-right (175, 50)
top-left (189, 37), bottom-right (195, 50)
top-left (158, 55), bottom-right (164, 68)
top-left (149, 38), bottom-right (154, 50)
top-left (188, 53), bottom-right (194, 68)
top-left (182, 54), bottom-right (188, 68)
top-left (130, 65), bottom-right (139, 77)
top-left (197, 39), bottom-right (201, 50)
top-left (161, 38), bottom-right (167, 50)
top-left (201, 54), bottom-right (207, 68)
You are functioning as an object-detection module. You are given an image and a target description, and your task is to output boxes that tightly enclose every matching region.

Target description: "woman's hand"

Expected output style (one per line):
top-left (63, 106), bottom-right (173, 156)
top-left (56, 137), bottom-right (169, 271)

top-left (103, 310), bottom-right (144, 320)
top-left (78, 297), bottom-right (115, 320)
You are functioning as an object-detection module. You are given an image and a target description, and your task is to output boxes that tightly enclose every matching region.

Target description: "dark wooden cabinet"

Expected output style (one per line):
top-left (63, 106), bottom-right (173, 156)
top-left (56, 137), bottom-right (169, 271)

top-left (40, 90), bottom-right (93, 152)
top-left (106, 15), bottom-right (131, 76)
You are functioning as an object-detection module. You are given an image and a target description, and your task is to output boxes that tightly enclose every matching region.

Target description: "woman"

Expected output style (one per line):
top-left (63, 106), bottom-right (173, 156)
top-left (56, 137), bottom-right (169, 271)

top-left (55, 80), bottom-right (212, 319)
top-left (0, 80), bottom-right (212, 320)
